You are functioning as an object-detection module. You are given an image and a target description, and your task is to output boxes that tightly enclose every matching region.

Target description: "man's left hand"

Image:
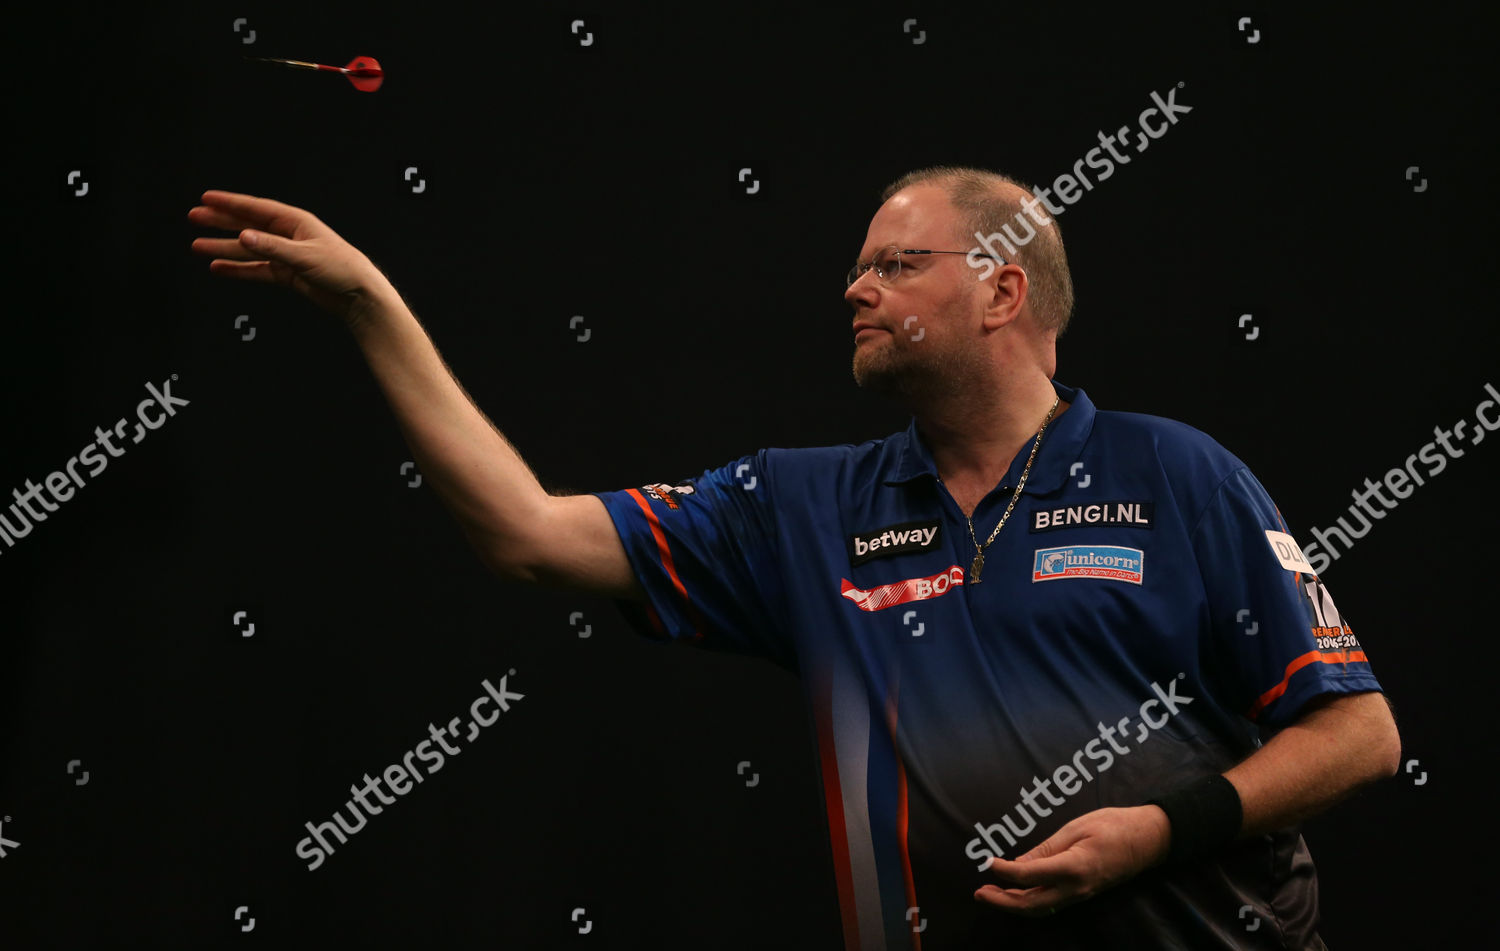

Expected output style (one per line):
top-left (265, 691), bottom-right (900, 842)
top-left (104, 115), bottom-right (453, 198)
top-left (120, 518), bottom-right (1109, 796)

top-left (974, 805), bottom-right (1170, 916)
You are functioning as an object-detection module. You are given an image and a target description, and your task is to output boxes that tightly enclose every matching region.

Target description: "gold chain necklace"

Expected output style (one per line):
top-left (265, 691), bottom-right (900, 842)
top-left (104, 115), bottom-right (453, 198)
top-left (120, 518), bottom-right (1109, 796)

top-left (962, 395), bottom-right (1059, 584)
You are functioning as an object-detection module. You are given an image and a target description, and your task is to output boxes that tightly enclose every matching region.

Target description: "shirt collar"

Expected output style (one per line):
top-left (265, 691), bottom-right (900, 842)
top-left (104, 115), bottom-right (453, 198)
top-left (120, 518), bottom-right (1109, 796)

top-left (882, 379), bottom-right (1095, 497)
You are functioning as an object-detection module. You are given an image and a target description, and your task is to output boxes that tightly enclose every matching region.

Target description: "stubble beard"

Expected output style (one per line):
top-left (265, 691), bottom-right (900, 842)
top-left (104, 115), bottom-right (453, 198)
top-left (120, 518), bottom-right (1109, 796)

top-left (852, 331), bottom-right (975, 406)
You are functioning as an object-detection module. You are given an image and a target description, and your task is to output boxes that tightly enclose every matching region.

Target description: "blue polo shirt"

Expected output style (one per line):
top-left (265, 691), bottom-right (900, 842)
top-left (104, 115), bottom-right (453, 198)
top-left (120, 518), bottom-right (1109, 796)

top-left (590, 379), bottom-right (1381, 950)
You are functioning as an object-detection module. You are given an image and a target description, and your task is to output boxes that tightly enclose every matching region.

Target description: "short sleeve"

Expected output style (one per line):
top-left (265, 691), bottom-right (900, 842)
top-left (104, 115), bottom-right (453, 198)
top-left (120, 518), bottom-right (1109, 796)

top-left (589, 450), bottom-right (795, 673)
top-left (1190, 467), bottom-right (1383, 731)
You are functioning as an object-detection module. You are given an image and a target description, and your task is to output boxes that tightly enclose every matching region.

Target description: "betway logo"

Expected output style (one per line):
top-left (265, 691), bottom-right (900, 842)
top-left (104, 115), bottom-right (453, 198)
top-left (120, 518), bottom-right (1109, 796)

top-left (840, 564), bottom-right (965, 612)
top-left (855, 525), bottom-right (936, 555)
top-left (848, 519), bottom-right (942, 566)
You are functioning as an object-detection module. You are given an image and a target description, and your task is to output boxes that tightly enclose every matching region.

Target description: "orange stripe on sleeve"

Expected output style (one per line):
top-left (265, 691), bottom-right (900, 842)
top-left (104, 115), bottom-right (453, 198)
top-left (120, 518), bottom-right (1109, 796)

top-left (1247, 649), bottom-right (1369, 720)
top-left (625, 488), bottom-right (702, 641)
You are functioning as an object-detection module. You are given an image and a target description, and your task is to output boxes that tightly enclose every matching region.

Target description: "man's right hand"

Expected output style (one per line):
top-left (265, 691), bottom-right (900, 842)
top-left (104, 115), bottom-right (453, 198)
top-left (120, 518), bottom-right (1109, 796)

top-left (188, 190), bottom-right (393, 329)
top-left (187, 188), bottom-right (644, 603)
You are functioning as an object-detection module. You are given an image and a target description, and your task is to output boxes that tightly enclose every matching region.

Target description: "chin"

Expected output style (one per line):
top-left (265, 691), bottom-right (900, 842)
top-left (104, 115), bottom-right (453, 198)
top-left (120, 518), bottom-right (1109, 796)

top-left (852, 363), bottom-right (904, 396)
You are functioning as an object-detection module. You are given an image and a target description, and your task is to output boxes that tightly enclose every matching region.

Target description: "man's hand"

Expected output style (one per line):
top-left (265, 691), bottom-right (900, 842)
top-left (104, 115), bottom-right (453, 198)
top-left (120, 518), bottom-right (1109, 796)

top-left (974, 805), bottom-right (1169, 916)
top-left (188, 190), bottom-right (394, 329)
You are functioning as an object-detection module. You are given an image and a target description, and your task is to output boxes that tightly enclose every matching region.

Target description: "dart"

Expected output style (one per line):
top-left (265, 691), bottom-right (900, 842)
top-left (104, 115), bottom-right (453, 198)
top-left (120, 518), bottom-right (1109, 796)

top-left (243, 55), bottom-right (384, 92)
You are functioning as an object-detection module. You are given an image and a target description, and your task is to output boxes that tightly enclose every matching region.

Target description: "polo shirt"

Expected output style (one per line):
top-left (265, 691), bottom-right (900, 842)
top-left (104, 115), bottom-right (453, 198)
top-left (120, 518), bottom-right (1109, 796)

top-left (590, 379), bottom-right (1381, 950)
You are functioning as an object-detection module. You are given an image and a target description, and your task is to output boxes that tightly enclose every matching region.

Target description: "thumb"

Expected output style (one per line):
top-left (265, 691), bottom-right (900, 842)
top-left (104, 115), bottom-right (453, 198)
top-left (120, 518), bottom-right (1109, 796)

top-left (241, 229), bottom-right (288, 258)
top-left (1017, 829), bottom-right (1074, 862)
top-left (234, 228), bottom-right (310, 290)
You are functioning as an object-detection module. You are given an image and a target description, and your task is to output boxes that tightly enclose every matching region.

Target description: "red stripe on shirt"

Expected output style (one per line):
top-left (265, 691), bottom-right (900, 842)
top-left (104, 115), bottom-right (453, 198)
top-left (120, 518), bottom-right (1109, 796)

top-left (886, 680), bottom-right (920, 950)
top-left (814, 667), bottom-right (861, 950)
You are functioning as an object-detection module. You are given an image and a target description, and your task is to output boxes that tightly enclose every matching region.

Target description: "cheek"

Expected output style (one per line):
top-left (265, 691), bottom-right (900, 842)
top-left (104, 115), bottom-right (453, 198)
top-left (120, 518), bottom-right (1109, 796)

top-left (945, 282), bottom-right (980, 319)
top-left (896, 298), bottom-right (950, 340)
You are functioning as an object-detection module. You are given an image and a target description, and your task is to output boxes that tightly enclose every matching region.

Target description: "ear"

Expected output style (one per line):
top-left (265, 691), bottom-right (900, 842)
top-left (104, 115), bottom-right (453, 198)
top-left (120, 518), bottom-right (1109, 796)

top-left (980, 263), bottom-right (1029, 330)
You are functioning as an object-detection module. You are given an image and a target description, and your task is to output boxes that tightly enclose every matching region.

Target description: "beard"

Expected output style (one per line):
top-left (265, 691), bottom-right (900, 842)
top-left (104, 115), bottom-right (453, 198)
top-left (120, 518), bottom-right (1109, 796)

top-left (852, 329), bottom-right (977, 404)
top-left (852, 332), bottom-right (918, 397)
top-left (853, 277), bottom-right (983, 403)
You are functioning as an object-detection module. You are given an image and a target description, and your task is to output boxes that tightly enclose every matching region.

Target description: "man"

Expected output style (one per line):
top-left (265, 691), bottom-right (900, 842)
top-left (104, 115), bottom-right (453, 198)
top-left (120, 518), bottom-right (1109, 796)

top-left (188, 166), bottom-right (1400, 950)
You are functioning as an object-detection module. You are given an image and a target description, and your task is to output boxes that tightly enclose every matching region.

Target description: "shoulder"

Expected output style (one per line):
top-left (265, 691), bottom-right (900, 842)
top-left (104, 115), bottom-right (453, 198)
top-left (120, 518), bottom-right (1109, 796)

top-left (761, 431), bottom-right (900, 474)
top-left (1093, 408), bottom-right (1248, 478)
top-left (707, 433), bottom-right (904, 511)
top-left (676, 435), bottom-right (894, 499)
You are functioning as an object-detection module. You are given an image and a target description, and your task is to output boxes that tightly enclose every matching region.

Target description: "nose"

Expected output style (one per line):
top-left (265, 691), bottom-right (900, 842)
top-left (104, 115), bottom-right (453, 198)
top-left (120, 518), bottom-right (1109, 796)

top-left (845, 270), bottom-right (879, 307)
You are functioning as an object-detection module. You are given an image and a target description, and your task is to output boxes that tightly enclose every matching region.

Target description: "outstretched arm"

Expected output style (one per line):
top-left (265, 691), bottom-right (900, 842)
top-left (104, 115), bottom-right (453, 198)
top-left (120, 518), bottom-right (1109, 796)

top-left (189, 190), bottom-right (643, 599)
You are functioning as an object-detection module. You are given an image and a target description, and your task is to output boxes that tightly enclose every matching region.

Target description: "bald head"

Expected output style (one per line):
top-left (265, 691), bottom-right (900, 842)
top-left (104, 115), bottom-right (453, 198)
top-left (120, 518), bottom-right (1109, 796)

top-left (879, 166), bottom-right (1075, 339)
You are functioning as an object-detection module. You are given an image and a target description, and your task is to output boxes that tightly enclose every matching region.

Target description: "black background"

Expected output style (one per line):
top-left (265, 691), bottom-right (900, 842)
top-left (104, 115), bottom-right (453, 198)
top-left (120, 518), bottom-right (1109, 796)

top-left (2, 2), bottom-right (1496, 947)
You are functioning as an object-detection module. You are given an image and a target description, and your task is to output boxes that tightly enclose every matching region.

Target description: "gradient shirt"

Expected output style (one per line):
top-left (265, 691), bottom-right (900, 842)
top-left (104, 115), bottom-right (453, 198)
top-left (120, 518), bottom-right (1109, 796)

top-left (590, 379), bottom-right (1381, 951)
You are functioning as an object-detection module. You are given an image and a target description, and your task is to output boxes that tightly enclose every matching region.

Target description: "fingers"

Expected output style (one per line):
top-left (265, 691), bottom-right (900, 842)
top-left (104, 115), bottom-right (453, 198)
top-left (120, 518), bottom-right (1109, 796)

top-left (192, 190), bottom-right (317, 252)
top-left (984, 855), bottom-right (1071, 887)
top-left (189, 221), bottom-right (279, 281)
top-left (977, 856), bottom-right (1071, 914)
top-left (974, 883), bottom-right (1066, 916)
top-left (189, 194), bottom-right (285, 271)
top-left (189, 235), bottom-right (260, 261)
top-left (197, 190), bottom-right (301, 226)
top-left (187, 204), bottom-right (251, 232)
top-left (205, 258), bottom-right (280, 283)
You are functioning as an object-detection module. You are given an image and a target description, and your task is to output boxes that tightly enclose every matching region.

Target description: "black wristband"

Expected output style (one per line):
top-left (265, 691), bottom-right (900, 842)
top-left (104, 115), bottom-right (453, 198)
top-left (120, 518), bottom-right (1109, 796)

top-left (1146, 774), bottom-right (1243, 866)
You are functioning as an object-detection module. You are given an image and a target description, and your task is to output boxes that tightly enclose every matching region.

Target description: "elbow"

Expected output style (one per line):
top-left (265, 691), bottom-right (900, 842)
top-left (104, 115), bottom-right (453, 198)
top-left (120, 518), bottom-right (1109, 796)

top-left (1373, 710), bottom-right (1403, 782)
top-left (1382, 732), bottom-right (1403, 781)
top-left (459, 526), bottom-right (531, 583)
top-left (482, 543), bottom-right (537, 584)
top-left (1343, 692), bottom-right (1402, 783)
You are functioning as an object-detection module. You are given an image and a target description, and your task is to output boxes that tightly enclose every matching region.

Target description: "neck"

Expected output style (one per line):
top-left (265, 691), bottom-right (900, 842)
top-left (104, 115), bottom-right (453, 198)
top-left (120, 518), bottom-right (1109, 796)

top-left (914, 373), bottom-right (1067, 492)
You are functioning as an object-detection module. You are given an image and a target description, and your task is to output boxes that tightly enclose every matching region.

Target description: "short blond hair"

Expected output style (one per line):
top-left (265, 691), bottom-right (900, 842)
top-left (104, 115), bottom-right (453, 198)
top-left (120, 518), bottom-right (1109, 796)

top-left (880, 166), bottom-right (1075, 338)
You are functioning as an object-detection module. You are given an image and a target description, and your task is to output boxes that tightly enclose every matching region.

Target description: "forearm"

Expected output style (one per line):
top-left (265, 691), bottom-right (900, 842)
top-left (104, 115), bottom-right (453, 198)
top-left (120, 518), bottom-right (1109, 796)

top-left (346, 283), bottom-right (551, 574)
top-left (1223, 691), bottom-right (1400, 837)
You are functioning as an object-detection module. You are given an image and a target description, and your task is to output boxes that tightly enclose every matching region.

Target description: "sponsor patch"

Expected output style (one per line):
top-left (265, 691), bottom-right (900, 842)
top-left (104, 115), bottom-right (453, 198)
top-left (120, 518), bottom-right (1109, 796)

top-left (1032, 545), bottom-right (1144, 584)
top-left (840, 564), bottom-right (965, 611)
top-left (642, 482), bottom-right (695, 509)
top-left (1031, 501), bottom-right (1155, 532)
top-left (1265, 530), bottom-right (1316, 574)
top-left (1312, 626), bottom-right (1361, 651)
top-left (849, 519), bottom-right (942, 566)
top-left (1304, 578), bottom-right (1359, 649)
